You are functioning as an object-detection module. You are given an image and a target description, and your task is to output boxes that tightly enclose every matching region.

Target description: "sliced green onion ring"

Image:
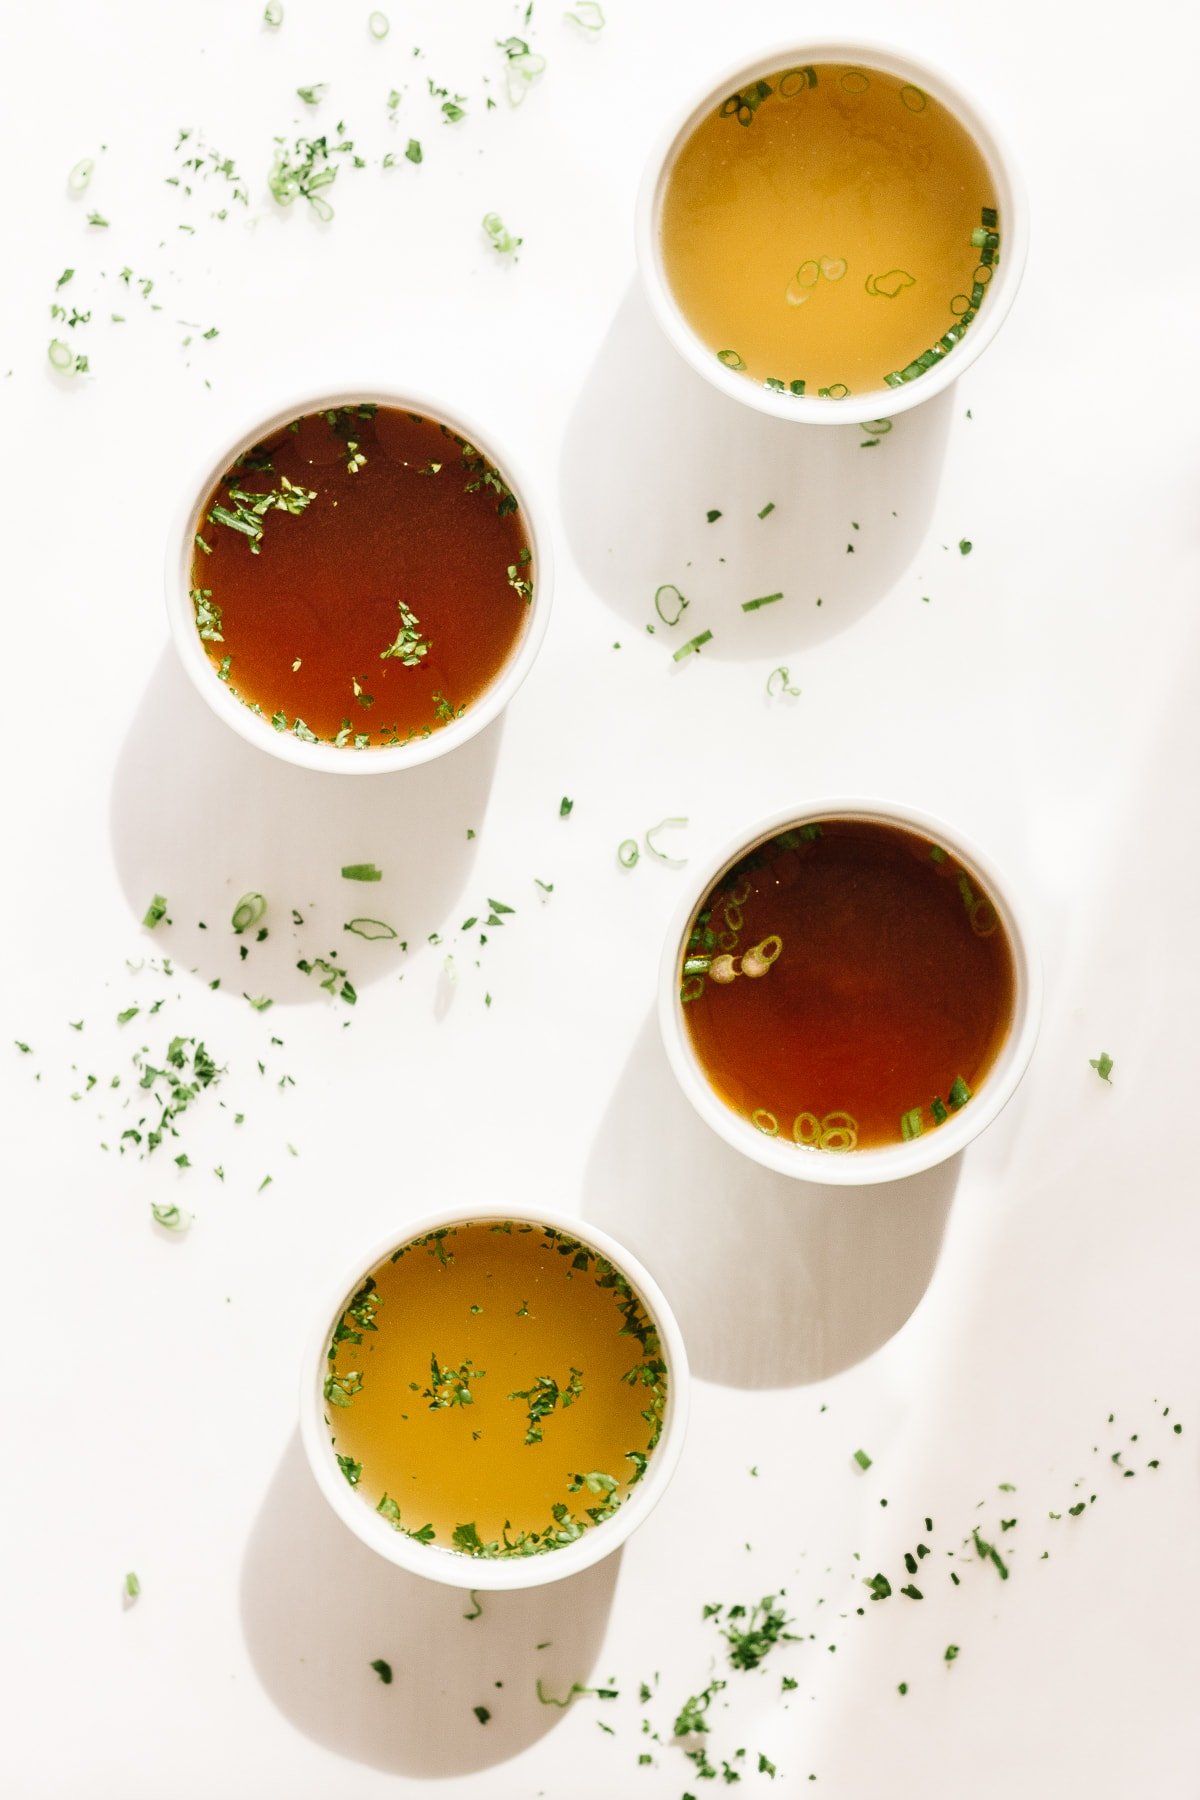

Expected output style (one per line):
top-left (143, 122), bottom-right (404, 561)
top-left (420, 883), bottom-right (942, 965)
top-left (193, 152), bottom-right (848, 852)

top-left (232, 892), bottom-right (267, 934)
top-left (344, 917), bottom-right (398, 940)
top-left (645, 817), bottom-right (689, 865)
top-left (899, 84), bottom-right (927, 111)
top-left (152, 1202), bottom-right (193, 1232)
top-left (68, 157), bottom-right (95, 192)
top-left (716, 348), bottom-right (745, 370)
top-left (820, 255), bottom-right (847, 281)
top-left (368, 9), bottom-right (389, 38)
top-left (862, 418), bottom-right (893, 435)
top-left (793, 1111), bottom-right (821, 1146)
top-left (839, 69), bottom-right (870, 94)
top-left (751, 1108), bottom-right (779, 1136)
top-left (48, 339), bottom-right (75, 373)
top-left (617, 839), bottom-right (639, 869)
top-left (679, 975), bottom-right (705, 1004)
top-left (263, 0), bottom-right (283, 21)
top-left (564, 2), bottom-right (605, 27)
top-left (654, 583), bottom-right (688, 626)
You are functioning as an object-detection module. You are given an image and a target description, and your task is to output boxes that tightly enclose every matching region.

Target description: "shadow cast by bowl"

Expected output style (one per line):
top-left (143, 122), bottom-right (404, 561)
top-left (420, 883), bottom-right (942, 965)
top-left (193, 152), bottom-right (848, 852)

top-left (240, 1432), bottom-right (622, 1778)
top-left (559, 284), bottom-right (954, 660)
top-left (109, 647), bottom-right (500, 1004)
top-left (582, 1015), bottom-right (958, 1388)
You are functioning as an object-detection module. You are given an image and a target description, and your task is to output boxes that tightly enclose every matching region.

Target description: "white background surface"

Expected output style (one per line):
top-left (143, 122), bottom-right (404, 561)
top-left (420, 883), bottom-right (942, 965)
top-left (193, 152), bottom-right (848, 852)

top-left (3, 1), bottom-right (1199, 1794)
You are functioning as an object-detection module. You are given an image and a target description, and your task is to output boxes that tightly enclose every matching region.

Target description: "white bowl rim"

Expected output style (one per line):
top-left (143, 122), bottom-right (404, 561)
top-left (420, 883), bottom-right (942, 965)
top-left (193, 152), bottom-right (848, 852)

top-left (634, 36), bottom-right (1029, 426)
top-left (298, 1202), bottom-right (691, 1589)
top-left (657, 797), bottom-right (1042, 1185)
top-left (164, 384), bottom-right (554, 773)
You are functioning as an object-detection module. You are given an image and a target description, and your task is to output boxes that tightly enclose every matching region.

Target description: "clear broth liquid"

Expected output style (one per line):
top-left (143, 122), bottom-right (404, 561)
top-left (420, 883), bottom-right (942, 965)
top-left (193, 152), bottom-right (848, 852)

top-left (660, 63), bottom-right (999, 398)
top-left (680, 820), bottom-right (1015, 1152)
top-left (325, 1221), bottom-right (667, 1559)
top-left (190, 405), bottom-right (533, 750)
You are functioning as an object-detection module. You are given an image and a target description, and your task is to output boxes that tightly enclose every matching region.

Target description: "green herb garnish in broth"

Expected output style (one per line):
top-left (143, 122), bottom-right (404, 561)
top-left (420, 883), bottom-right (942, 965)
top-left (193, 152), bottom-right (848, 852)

top-left (661, 67), bottom-right (999, 397)
top-left (324, 1221), bottom-right (667, 1557)
top-left (679, 819), bottom-right (1014, 1150)
top-left (190, 407), bottom-right (532, 747)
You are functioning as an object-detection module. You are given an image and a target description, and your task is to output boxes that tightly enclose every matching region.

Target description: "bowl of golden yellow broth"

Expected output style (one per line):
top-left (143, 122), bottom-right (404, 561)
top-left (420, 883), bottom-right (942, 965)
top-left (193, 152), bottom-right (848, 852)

top-left (636, 43), bottom-right (1026, 423)
top-left (166, 388), bottom-right (552, 770)
top-left (300, 1208), bottom-right (689, 1587)
top-left (659, 803), bottom-right (1041, 1184)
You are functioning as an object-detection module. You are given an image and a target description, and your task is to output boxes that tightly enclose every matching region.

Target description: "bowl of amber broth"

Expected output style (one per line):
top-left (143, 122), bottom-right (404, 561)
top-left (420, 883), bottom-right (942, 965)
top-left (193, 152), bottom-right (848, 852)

top-left (659, 804), bottom-right (1041, 1185)
top-left (166, 389), bottom-right (551, 770)
top-left (636, 42), bottom-right (1027, 423)
top-left (300, 1207), bottom-right (689, 1588)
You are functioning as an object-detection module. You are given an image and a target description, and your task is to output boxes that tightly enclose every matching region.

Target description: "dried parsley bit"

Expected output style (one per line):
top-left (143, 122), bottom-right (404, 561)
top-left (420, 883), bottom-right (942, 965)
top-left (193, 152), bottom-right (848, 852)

top-left (714, 1595), bottom-right (796, 1671)
top-left (508, 1367), bottom-right (583, 1443)
top-left (336, 1454), bottom-right (362, 1486)
top-left (380, 599), bottom-right (431, 665)
top-left (673, 1679), bottom-right (725, 1737)
top-left (268, 130), bottom-right (359, 221)
top-left (209, 477), bottom-right (316, 553)
top-left (297, 954), bottom-right (356, 1004)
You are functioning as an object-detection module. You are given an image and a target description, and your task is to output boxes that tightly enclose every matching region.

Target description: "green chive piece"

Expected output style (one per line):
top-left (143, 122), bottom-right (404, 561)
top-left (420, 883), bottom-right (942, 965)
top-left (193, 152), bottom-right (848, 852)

top-left (742, 592), bottom-right (783, 612)
top-left (342, 863), bottom-right (383, 881)
top-left (143, 894), bottom-right (168, 929)
top-left (959, 539), bottom-right (973, 555)
top-left (124, 1571), bottom-right (141, 1600)
top-left (1089, 1051), bottom-right (1114, 1084)
top-left (757, 501), bottom-right (775, 519)
top-left (853, 1448), bottom-right (872, 1470)
top-left (559, 797), bottom-right (574, 818)
top-left (900, 1107), bottom-right (923, 1141)
top-left (948, 1076), bottom-right (971, 1110)
top-left (672, 630), bottom-right (712, 660)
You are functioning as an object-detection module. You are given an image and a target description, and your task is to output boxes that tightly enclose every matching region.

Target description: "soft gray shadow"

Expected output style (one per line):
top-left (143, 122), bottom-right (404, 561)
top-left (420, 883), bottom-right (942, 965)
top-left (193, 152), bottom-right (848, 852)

top-left (559, 283), bottom-right (954, 659)
top-left (240, 1432), bottom-right (621, 1778)
top-left (583, 1015), bottom-right (958, 1388)
top-left (109, 646), bottom-right (499, 1003)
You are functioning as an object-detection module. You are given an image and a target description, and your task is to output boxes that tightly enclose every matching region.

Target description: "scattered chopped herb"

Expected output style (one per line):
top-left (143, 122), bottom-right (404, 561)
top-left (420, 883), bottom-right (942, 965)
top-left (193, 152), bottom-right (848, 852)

top-left (231, 892), bottom-right (267, 933)
top-left (706, 509), bottom-right (722, 523)
top-left (143, 895), bottom-right (168, 929)
top-left (958, 539), bottom-right (972, 555)
top-left (618, 839), bottom-right (639, 869)
top-left (296, 84), bottom-right (326, 106)
top-left (757, 502), bottom-right (775, 519)
top-left (342, 863), bottom-right (383, 881)
top-left (944, 1644), bottom-right (960, 1663)
top-left (463, 1590), bottom-right (482, 1621)
top-left (1089, 1051), bottom-right (1114, 1083)
top-left (368, 10), bottom-right (389, 39)
top-left (673, 630), bottom-right (712, 660)
top-left (853, 1449), bottom-right (872, 1470)
top-left (473, 1705), bottom-right (491, 1725)
top-left (560, 796), bottom-right (574, 817)
top-left (124, 1571), bottom-right (140, 1600)
top-left (370, 1659), bottom-right (393, 1683)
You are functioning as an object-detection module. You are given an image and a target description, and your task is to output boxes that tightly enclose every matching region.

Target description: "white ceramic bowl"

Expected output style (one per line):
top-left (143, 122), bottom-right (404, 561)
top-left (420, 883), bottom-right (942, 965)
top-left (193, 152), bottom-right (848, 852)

top-left (299, 1205), bottom-right (690, 1589)
top-left (635, 39), bottom-right (1028, 426)
top-left (165, 386), bottom-right (553, 772)
top-left (658, 800), bottom-right (1041, 1185)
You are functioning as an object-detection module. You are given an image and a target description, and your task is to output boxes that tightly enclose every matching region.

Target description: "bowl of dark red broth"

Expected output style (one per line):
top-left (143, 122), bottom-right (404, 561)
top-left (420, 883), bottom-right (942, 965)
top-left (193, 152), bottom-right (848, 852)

top-left (166, 388), bottom-right (551, 770)
top-left (659, 800), bottom-right (1041, 1183)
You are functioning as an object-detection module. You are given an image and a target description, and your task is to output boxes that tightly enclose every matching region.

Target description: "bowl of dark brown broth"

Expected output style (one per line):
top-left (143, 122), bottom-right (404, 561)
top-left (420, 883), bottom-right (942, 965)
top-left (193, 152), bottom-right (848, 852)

top-left (166, 389), bottom-right (552, 770)
top-left (659, 802), bottom-right (1041, 1184)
